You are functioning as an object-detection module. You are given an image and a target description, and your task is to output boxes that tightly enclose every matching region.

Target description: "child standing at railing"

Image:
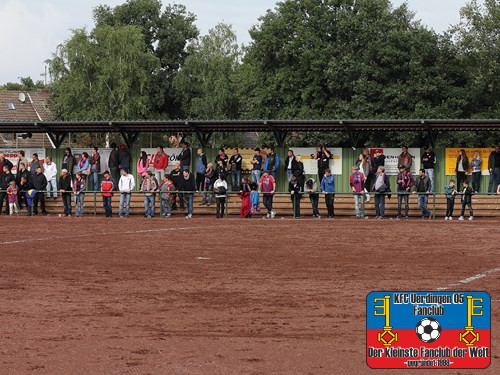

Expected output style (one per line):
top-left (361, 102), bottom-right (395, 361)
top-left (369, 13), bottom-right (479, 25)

top-left (444, 179), bottom-right (457, 220)
top-left (7, 181), bottom-right (19, 215)
top-left (458, 180), bottom-right (474, 221)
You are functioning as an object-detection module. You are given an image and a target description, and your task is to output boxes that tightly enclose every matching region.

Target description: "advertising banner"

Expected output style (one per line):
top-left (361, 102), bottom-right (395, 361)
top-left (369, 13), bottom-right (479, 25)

top-left (445, 148), bottom-right (494, 176)
top-left (0, 148), bottom-right (46, 174)
top-left (369, 148), bottom-right (421, 176)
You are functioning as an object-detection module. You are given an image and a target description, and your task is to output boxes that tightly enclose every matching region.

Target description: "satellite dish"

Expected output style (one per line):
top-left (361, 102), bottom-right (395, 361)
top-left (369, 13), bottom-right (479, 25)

top-left (19, 93), bottom-right (26, 103)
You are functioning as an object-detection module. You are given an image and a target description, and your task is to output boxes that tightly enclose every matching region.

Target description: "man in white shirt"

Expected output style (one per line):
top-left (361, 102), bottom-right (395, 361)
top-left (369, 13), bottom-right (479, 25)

top-left (118, 168), bottom-right (136, 218)
top-left (44, 156), bottom-right (58, 199)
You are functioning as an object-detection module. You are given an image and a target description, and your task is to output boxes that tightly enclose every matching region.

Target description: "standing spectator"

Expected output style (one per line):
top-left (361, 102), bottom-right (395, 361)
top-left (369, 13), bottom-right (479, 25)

top-left (214, 174), bottom-right (228, 219)
top-left (61, 148), bottom-right (75, 177)
top-left (137, 151), bottom-right (149, 186)
top-left (141, 171), bottom-right (157, 218)
top-left (487, 145), bottom-right (500, 193)
top-left (413, 169), bottom-right (431, 219)
top-left (398, 146), bottom-right (413, 170)
top-left (118, 168), bottom-right (135, 218)
top-left (159, 174), bottom-right (174, 218)
top-left (258, 170), bottom-right (276, 219)
top-left (444, 179), bottom-right (457, 220)
top-left (170, 162), bottom-right (183, 211)
top-left (25, 183), bottom-right (37, 216)
top-left (372, 166), bottom-right (391, 220)
top-left (101, 171), bottom-right (114, 218)
top-left (321, 168), bottom-right (336, 219)
top-left (264, 146), bottom-right (280, 180)
top-left (17, 151), bottom-right (29, 174)
top-left (201, 163), bottom-right (215, 206)
top-left (0, 166), bottom-right (15, 214)
top-left (73, 172), bottom-right (86, 217)
top-left (117, 144), bottom-right (131, 173)
top-left (396, 165), bottom-right (415, 220)
top-left (32, 166), bottom-right (48, 216)
top-left (0, 153), bottom-right (14, 175)
top-left (358, 153), bottom-right (370, 202)
top-left (250, 181), bottom-right (260, 214)
top-left (90, 147), bottom-right (101, 192)
top-left (289, 176), bottom-right (302, 219)
top-left (350, 166), bottom-right (365, 218)
top-left (215, 148), bottom-right (228, 169)
top-left (284, 150), bottom-right (297, 182)
top-left (30, 153), bottom-right (41, 176)
top-left (16, 162), bottom-right (30, 210)
top-left (305, 177), bottom-right (320, 219)
top-left (363, 148), bottom-right (375, 196)
top-left (455, 149), bottom-right (469, 189)
top-left (178, 141), bottom-right (191, 171)
top-left (153, 146), bottom-right (168, 182)
top-left (238, 177), bottom-right (251, 218)
top-left (58, 169), bottom-right (72, 217)
top-left (7, 181), bottom-right (19, 215)
top-left (470, 150), bottom-right (482, 193)
top-left (316, 145), bottom-right (332, 183)
top-left (251, 148), bottom-right (263, 185)
top-left (195, 148), bottom-right (208, 191)
top-left (180, 169), bottom-right (196, 219)
top-left (78, 152), bottom-right (90, 183)
top-left (294, 155), bottom-right (305, 191)
top-left (373, 150), bottom-right (386, 171)
top-left (458, 180), bottom-right (474, 221)
top-left (421, 146), bottom-right (437, 192)
top-left (215, 158), bottom-right (226, 180)
top-left (44, 156), bottom-right (58, 199)
top-left (228, 148), bottom-right (242, 191)
top-left (108, 143), bottom-right (120, 184)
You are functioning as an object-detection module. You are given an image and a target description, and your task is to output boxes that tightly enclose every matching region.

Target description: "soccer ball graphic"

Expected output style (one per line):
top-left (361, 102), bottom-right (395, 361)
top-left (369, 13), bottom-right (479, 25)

top-left (416, 317), bottom-right (442, 343)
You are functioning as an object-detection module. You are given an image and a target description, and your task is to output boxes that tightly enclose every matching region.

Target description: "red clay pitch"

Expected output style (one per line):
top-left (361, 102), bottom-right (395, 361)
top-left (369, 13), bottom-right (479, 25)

top-left (0, 216), bottom-right (498, 374)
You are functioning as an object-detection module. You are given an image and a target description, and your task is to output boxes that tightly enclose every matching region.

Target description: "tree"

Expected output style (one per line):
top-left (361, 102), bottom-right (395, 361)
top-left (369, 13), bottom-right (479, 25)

top-left (48, 25), bottom-right (160, 120)
top-left (0, 76), bottom-right (45, 91)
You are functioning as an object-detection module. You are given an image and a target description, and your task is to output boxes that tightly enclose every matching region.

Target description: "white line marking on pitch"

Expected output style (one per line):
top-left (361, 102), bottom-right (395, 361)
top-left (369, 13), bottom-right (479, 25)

top-left (436, 267), bottom-right (500, 290)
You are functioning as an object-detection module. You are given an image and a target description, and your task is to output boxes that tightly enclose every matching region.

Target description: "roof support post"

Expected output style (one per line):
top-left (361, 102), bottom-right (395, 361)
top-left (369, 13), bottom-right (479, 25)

top-left (342, 121), bottom-right (360, 148)
top-left (423, 120), bottom-right (438, 148)
top-left (45, 132), bottom-right (68, 149)
top-left (194, 130), bottom-right (213, 147)
top-left (120, 131), bottom-right (139, 149)
top-left (272, 130), bottom-right (288, 147)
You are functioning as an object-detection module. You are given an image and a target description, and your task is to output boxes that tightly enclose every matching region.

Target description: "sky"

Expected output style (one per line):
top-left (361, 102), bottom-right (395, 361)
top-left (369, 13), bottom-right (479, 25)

top-left (0, 0), bottom-right (471, 85)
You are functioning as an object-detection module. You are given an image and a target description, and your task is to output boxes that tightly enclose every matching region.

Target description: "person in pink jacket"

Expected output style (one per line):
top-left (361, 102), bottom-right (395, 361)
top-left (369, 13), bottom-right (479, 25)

top-left (137, 151), bottom-right (149, 186)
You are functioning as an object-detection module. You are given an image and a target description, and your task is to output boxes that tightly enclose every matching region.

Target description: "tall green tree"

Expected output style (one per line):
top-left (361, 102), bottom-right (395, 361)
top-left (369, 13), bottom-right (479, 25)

top-left (48, 25), bottom-right (159, 120)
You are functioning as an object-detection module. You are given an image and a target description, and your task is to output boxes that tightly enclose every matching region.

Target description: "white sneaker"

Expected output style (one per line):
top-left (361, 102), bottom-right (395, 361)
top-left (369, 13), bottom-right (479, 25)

top-left (469, 216), bottom-right (473, 221)
top-left (449, 217), bottom-right (453, 221)
top-left (444, 216), bottom-right (448, 221)
top-left (185, 214), bottom-right (192, 219)
top-left (458, 216), bottom-right (464, 221)
top-left (270, 211), bottom-right (276, 219)
top-left (366, 194), bottom-right (370, 202)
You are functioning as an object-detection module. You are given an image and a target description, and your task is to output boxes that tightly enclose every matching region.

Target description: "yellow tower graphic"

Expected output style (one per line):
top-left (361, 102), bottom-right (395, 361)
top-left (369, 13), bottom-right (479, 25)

top-left (374, 295), bottom-right (398, 346)
top-left (459, 295), bottom-right (483, 346)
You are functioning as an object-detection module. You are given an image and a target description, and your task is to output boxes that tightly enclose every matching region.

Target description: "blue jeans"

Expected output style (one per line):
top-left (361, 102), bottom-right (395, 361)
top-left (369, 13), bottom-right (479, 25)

top-left (102, 196), bottom-right (112, 216)
top-left (144, 195), bottom-right (154, 217)
top-left (417, 194), bottom-right (430, 217)
top-left (161, 197), bottom-right (172, 216)
top-left (353, 193), bottom-right (364, 217)
top-left (287, 169), bottom-right (293, 182)
top-left (119, 193), bottom-right (131, 217)
top-left (488, 168), bottom-right (500, 193)
top-left (397, 192), bottom-right (410, 218)
top-left (46, 178), bottom-right (58, 198)
top-left (184, 194), bottom-right (193, 215)
top-left (75, 193), bottom-right (85, 217)
top-left (374, 193), bottom-right (385, 218)
top-left (91, 172), bottom-right (99, 192)
top-left (424, 168), bottom-right (434, 192)
top-left (252, 170), bottom-right (261, 185)
top-left (231, 170), bottom-right (241, 191)
top-left (263, 194), bottom-right (273, 213)
top-left (202, 184), bottom-right (213, 204)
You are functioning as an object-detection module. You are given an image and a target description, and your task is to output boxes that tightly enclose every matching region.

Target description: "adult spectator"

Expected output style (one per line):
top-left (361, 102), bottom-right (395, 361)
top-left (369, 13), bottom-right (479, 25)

top-left (153, 146), bottom-right (168, 182)
top-left (118, 168), bottom-right (135, 218)
top-left (61, 148), bottom-right (75, 176)
top-left (0, 165), bottom-right (15, 214)
top-left (137, 151), bottom-right (149, 186)
top-left (78, 152), bottom-right (90, 183)
top-left (58, 169), bottom-right (72, 217)
top-left (349, 165), bottom-right (365, 218)
top-left (305, 177), bottom-right (320, 219)
top-left (413, 168), bottom-right (431, 220)
top-left (316, 145), bottom-right (332, 183)
top-left (258, 170), bottom-right (276, 219)
top-left (108, 143), bottom-right (120, 184)
top-left (397, 146), bottom-right (413, 170)
top-left (101, 171), bottom-right (114, 218)
top-left (0, 153), bottom-right (13, 176)
top-left (169, 162), bottom-right (184, 210)
top-left (44, 156), bottom-right (58, 199)
top-left (215, 148), bottom-right (228, 169)
top-left (251, 148), bottom-right (263, 185)
top-left (178, 141), bottom-right (191, 171)
top-left (18, 175), bottom-right (33, 213)
top-left (487, 145), bottom-right (500, 193)
top-left (141, 171), bottom-right (157, 218)
top-left (284, 150), bottom-right (297, 182)
top-left (73, 172), bottom-right (86, 217)
top-left (289, 176), bottom-right (302, 219)
top-left (180, 169), bottom-right (196, 219)
top-left (195, 148), bottom-right (208, 191)
top-left (117, 144), bottom-right (131, 173)
top-left (455, 149), bottom-right (469, 189)
top-left (228, 148), bottom-right (242, 191)
top-left (470, 150), bottom-right (482, 193)
top-left (17, 151), bottom-right (29, 174)
top-left (15, 162), bottom-right (30, 209)
top-left (264, 146), bottom-right (280, 180)
top-left (396, 165), bottom-right (414, 220)
top-left (90, 147), bottom-right (101, 192)
top-left (201, 163), bottom-right (215, 206)
top-left (30, 153), bottom-right (41, 176)
top-left (421, 145), bottom-right (436, 192)
top-left (293, 155), bottom-right (305, 191)
top-left (362, 148), bottom-right (375, 195)
top-left (321, 168), bottom-right (336, 219)
top-left (373, 150), bottom-right (386, 171)
top-left (372, 166), bottom-right (391, 220)
top-left (32, 166), bottom-right (48, 215)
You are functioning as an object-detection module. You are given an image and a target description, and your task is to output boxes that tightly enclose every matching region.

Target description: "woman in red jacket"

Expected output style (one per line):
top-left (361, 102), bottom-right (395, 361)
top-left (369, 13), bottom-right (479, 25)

top-left (153, 146), bottom-right (168, 182)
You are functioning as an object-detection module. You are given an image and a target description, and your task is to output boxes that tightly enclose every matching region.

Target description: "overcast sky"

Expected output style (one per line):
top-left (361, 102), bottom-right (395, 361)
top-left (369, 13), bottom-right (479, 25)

top-left (0, 0), bottom-right (471, 85)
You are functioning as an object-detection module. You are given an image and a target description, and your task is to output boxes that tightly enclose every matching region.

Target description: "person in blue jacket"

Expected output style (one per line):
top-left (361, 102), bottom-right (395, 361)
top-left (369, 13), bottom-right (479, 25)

top-left (263, 147), bottom-right (280, 180)
top-left (320, 168), bottom-right (335, 219)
